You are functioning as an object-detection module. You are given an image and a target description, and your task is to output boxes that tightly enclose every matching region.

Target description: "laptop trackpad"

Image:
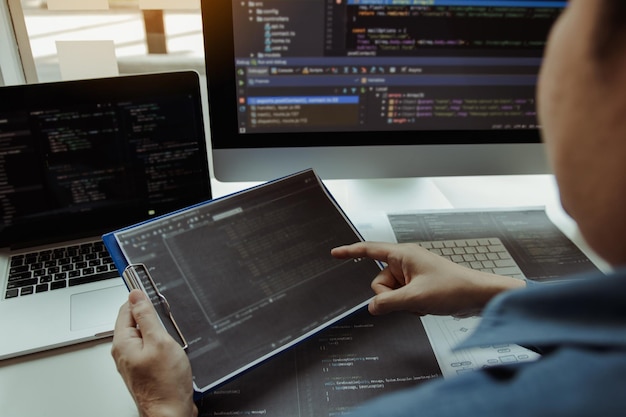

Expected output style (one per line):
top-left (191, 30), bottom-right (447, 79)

top-left (70, 285), bottom-right (127, 331)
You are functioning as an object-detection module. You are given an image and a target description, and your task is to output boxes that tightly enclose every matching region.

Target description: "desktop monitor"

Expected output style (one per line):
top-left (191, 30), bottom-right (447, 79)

top-left (201, 0), bottom-right (566, 182)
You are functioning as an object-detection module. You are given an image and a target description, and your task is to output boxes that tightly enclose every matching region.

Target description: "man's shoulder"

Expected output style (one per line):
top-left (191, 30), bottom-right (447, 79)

top-left (458, 268), bottom-right (626, 351)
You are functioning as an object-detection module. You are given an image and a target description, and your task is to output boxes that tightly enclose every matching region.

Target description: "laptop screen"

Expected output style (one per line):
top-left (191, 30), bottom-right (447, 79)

top-left (0, 71), bottom-right (212, 248)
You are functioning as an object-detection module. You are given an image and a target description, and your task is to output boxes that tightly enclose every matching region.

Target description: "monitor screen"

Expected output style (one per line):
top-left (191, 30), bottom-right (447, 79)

top-left (202, 0), bottom-right (566, 181)
top-left (0, 71), bottom-right (212, 247)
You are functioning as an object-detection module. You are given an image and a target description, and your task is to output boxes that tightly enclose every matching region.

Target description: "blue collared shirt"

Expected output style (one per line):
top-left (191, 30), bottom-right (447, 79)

top-left (353, 270), bottom-right (626, 416)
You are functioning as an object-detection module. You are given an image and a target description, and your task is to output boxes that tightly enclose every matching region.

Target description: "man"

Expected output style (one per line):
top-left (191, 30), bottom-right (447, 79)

top-left (111, 1), bottom-right (626, 416)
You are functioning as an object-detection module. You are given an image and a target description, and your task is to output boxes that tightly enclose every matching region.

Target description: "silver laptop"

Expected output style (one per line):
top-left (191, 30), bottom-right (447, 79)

top-left (0, 71), bottom-right (212, 359)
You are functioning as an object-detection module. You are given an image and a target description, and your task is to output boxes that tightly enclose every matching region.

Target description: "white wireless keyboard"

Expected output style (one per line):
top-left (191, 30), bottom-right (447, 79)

top-left (415, 237), bottom-right (537, 377)
top-left (416, 237), bottom-right (525, 279)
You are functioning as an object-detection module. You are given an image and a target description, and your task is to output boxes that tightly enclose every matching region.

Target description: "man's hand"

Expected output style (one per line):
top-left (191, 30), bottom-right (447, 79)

top-left (332, 241), bottom-right (525, 317)
top-left (111, 289), bottom-right (197, 417)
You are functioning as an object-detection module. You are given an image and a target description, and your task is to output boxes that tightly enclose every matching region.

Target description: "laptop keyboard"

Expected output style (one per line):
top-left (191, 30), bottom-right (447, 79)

top-left (416, 237), bottom-right (525, 279)
top-left (4, 240), bottom-right (118, 299)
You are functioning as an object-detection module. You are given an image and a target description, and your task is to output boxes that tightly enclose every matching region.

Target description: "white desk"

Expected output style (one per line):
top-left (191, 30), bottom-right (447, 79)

top-left (0, 175), bottom-right (606, 417)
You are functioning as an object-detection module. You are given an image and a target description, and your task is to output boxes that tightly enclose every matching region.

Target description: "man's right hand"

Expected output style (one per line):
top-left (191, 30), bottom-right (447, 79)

top-left (332, 241), bottom-right (525, 318)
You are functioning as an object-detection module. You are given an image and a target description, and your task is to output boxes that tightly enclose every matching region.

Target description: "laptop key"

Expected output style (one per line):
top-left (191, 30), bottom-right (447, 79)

top-left (36, 283), bottom-right (49, 293)
top-left (10, 256), bottom-right (24, 266)
top-left (5, 288), bottom-right (19, 298)
top-left (8, 271), bottom-right (33, 281)
top-left (9, 265), bottom-right (29, 274)
top-left (51, 281), bottom-right (67, 290)
top-left (20, 286), bottom-right (34, 296)
top-left (68, 271), bottom-right (119, 287)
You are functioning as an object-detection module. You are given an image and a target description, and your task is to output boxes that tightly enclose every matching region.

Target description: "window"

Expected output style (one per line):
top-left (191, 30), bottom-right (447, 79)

top-left (3, 0), bottom-right (204, 83)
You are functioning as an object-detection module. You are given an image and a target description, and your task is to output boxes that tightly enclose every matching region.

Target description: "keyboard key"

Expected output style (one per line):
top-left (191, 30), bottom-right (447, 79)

top-left (51, 281), bottom-right (67, 290)
top-left (54, 272), bottom-right (67, 281)
top-left (9, 265), bottom-right (29, 274)
top-left (20, 286), bottom-right (34, 296)
top-left (492, 267), bottom-right (523, 276)
top-left (36, 283), bottom-right (49, 293)
top-left (5, 288), bottom-right (19, 298)
top-left (10, 257), bottom-right (24, 267)
top-left (8, 271), bottom-right (33, 281)
top-left (69, 271), bottom-right (119, 287)
top-left (494, 259), bottom-right (516, 268)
